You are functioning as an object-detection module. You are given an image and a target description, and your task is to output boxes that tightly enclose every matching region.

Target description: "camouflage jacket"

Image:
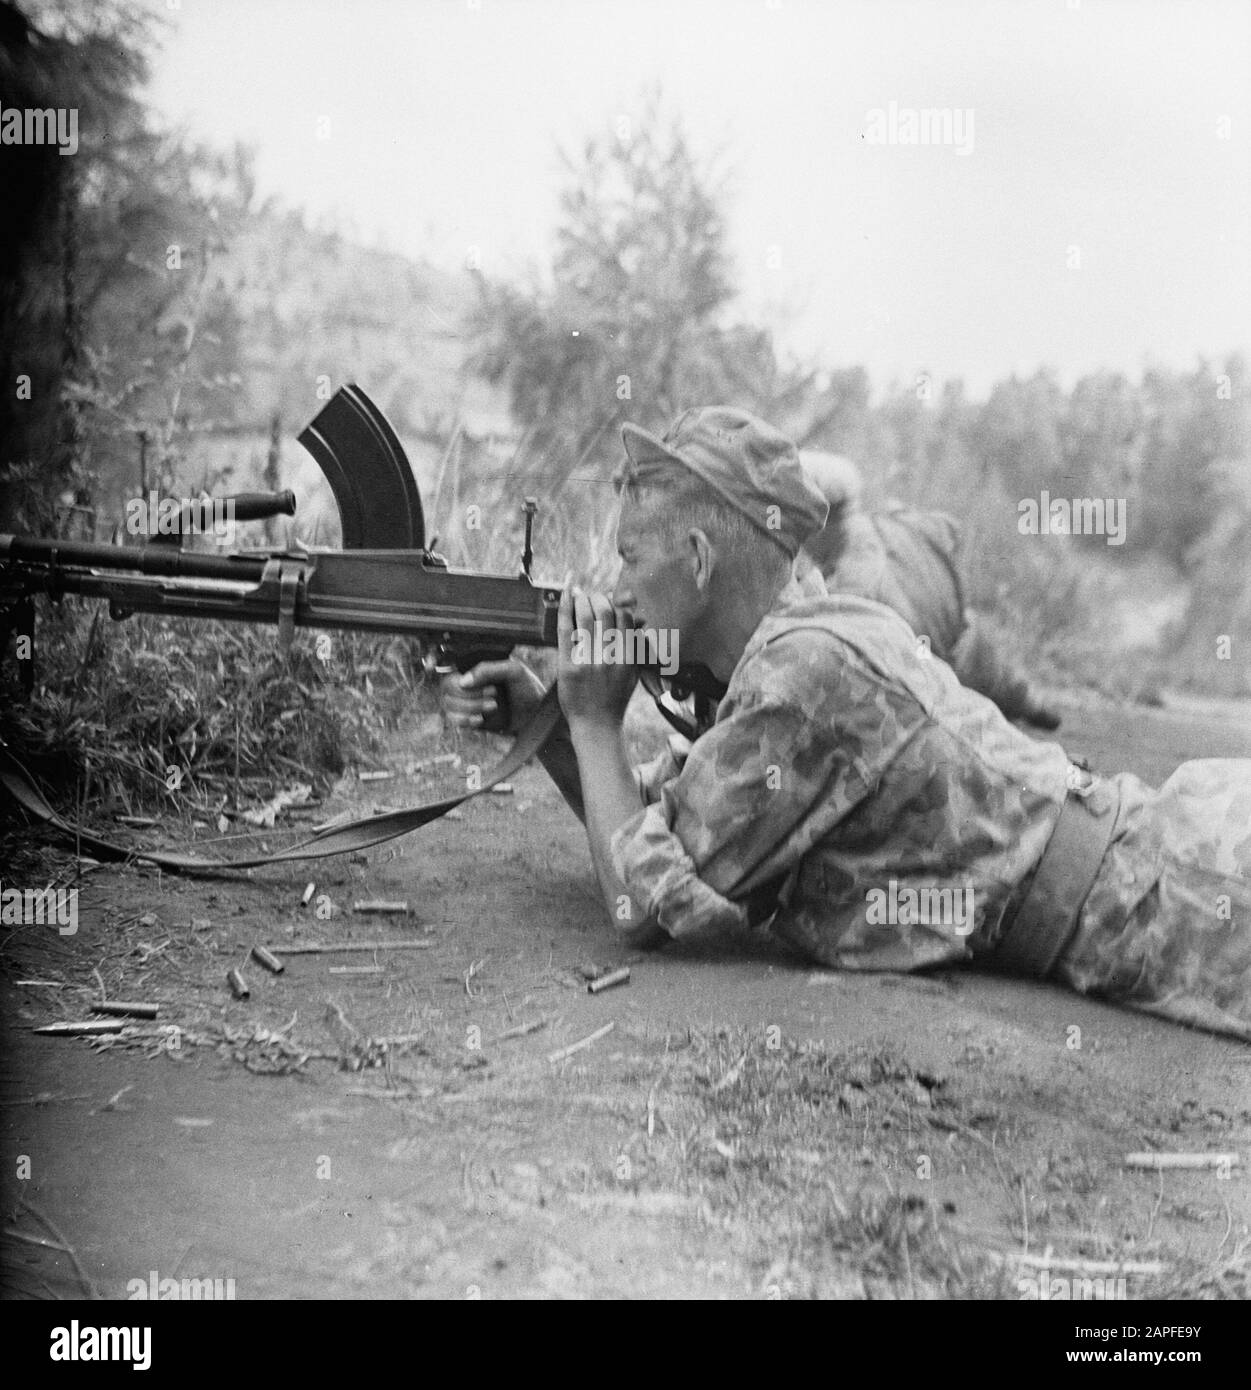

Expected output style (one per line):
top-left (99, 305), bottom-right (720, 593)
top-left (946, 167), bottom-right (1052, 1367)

top-left (610, 586), bottom-right (1073, 968)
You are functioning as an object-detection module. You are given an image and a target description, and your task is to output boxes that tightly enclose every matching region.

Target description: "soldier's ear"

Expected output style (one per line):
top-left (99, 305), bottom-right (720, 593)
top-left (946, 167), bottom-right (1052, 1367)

top-left (686, 527), bottom-right (716, 592)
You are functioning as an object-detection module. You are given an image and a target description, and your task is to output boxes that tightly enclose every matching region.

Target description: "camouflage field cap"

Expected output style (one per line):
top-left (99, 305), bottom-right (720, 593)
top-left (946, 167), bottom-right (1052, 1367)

top-left (620, 406), bottom-right (829, 557)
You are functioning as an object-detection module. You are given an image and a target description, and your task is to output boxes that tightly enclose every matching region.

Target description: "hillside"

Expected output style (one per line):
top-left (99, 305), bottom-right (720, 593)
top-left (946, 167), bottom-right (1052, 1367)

top-left (175, 209), bottom-right (522, 544)
top-left (212, 211), bottom-right (490, 437)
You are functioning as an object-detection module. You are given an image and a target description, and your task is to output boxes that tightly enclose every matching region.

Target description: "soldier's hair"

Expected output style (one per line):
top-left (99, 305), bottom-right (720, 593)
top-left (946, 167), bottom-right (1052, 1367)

top-left (614, 461), bottom-right (791, 585)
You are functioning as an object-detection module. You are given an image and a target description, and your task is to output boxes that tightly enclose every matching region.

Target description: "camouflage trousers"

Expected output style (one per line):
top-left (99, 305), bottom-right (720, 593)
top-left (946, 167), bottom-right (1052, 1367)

top-left (1057, 759), bottom-right (1251, 1041)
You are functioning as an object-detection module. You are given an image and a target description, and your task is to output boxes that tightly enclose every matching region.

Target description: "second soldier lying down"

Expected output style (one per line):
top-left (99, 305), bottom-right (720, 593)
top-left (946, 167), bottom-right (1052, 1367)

top-left (798, 450), bottom-right (1061, 730)
top-left (442, 407), bottom-right (1251, 1042)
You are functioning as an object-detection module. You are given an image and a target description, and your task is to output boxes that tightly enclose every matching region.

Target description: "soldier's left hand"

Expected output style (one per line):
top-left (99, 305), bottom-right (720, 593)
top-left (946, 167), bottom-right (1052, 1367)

top-left (557, 587), bottom-right (638, 725)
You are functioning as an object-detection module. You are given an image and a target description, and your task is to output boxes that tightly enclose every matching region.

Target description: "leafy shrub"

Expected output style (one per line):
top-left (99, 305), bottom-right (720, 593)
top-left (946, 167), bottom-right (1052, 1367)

top-left (1, 601), bottom-right (433, 815)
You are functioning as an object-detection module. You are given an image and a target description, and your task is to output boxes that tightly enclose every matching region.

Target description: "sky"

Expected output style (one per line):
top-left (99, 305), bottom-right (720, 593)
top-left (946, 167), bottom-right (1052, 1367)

top-left (138, 0), bottom-right (1250, 398)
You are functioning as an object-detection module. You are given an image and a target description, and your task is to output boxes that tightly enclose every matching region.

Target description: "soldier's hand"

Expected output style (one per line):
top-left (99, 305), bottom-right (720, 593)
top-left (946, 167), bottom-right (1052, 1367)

top-left (440, 659), bottom-right (545, 736)
top-left (557, 588), bottom-right (638, 726)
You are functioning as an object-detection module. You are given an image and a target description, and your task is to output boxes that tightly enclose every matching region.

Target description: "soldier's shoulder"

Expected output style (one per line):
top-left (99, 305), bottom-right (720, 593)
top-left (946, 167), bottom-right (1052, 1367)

top-left (739, 593), bottom-right (917, 699)
top-left (768, 589), bottom-right (917, 638)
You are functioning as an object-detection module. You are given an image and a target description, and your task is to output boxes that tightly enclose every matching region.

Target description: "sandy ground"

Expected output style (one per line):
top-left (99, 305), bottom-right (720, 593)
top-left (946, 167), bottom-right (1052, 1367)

top-left (2, 691), bottom-right (1249, 1300)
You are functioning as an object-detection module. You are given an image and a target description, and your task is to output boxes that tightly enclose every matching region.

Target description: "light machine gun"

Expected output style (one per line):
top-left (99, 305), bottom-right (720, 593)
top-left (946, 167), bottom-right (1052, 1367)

top-left (0, 387), bottom-right (715, 868)
top-left (0, 386), bottom-right (571, 731)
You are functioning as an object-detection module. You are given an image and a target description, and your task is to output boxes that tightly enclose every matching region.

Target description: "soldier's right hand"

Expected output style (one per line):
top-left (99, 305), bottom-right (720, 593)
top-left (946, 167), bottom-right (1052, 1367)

top-left (439, 659), bottom-right (546, 736)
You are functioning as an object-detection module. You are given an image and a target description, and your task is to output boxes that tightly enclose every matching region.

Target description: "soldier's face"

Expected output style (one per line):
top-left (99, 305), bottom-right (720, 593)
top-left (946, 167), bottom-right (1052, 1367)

top-left (611, 497), bottom-right (706, 641)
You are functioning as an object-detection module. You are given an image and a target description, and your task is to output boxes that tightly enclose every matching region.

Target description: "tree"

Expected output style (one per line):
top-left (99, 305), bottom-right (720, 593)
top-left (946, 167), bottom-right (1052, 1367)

top-left (966, 370), bottom-right (1066, 500)
top-left (0, 0), bottom-right (149, 528)
top-left (1134, 357), bottom-right (1249, 572)
top-left (470, 92), bottom-right (810, 492)
top-left (72, 129), bottom-right (255, 509)
top-left (0, 1), bottom-right (256, 531)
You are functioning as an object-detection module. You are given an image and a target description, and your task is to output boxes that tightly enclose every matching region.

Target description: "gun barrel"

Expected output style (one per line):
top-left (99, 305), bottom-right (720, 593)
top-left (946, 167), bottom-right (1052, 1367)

top-left (0, 534), bottom-right (267, 583)
top-left (226, 490), bottom-right (297, 522)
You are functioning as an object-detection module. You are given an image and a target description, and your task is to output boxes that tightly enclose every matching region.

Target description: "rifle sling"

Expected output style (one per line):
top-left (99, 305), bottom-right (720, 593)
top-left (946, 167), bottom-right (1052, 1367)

top-left (0, 685), bottom-right (563, 875)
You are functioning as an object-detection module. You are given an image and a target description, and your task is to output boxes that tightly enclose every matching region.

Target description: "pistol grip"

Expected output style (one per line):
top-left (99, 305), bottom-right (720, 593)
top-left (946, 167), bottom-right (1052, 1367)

top-left (452, 649), bottom-right (511, 734)
top-left (482, 682), bottom-right (511, 735)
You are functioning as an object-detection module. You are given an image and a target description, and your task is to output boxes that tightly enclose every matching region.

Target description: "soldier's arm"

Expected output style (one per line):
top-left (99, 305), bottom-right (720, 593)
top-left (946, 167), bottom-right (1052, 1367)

top-left (609, 635), bottom-right (881, 948)
top-left (555, 590), bottom-right (669, 948)
top-left (567, 715), bottom-right (667, 949)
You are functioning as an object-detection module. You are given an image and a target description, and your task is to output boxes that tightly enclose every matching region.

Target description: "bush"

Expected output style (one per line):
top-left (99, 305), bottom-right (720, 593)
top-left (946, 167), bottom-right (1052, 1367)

top-left (0, 600), bottom-right (433, 816)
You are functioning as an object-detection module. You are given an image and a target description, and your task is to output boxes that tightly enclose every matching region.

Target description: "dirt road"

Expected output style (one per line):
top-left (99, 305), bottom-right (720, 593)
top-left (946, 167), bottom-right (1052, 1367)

top-left (3, 693), bottom-right (1248, 1299)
